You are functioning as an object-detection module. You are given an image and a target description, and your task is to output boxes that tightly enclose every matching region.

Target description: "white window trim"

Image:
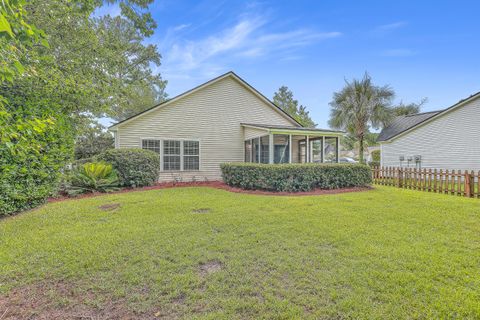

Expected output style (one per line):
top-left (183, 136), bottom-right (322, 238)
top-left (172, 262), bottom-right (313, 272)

top-left (140, 138), bottom-right (201, 172)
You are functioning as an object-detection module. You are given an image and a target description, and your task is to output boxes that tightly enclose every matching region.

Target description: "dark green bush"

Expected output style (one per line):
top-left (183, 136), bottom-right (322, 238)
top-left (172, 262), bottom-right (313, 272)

top-left (0, 112), bottom-right (73, 216)
top-left (368, 161), bottom-right (380, 168)
top-left (221, 163), bottom-right (372, 192)
top-left (95, 148), bottom-right (160, 187)
top-left (371, 149), bottom-right (380, 162)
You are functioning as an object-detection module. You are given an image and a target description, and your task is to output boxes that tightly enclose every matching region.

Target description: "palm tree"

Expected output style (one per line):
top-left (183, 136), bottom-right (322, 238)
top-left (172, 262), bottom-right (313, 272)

top-left (329, 73), bottom-right (394, 163)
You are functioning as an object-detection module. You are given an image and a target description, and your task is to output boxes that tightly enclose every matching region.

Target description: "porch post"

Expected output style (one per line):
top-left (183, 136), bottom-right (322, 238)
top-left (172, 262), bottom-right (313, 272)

top-left (336, 136), bottom-right (340, 163)
top-left (306, 135), bottom-right (310, 163)
top-left (322, 136), bottom-right (326, 163)
top-left (288, 134), bottom-right (292, 163)
top-left (269, 133), bottom-right (274, 164)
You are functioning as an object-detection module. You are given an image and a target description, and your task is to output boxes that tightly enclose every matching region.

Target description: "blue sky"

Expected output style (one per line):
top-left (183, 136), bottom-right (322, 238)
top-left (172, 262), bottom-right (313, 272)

top-left (98, 1), bottom-right (480, 128)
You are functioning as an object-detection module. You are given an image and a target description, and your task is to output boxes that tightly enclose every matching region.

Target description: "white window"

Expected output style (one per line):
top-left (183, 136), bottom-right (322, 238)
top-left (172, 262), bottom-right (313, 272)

top-left (183, 141), bottom-right (199, 171)
top-left (142, 139), bottom-right (160, 154)
top-left (163, 140), bottom-right (181, 171)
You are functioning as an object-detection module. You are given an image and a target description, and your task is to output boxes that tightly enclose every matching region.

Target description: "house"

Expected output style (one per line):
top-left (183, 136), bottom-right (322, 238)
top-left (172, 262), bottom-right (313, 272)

top-left (109, 72), bottom-right (343, 182)
top-left (378, 91), bottom-right (480, 171)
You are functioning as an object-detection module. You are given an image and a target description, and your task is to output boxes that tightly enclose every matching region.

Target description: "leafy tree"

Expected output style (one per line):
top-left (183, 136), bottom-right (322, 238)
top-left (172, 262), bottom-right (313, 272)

top-left (341, 132), bottom-right (379, 152)
top-left (0, 0), bottom-right (163, 214)
top-left (393, 98), bottom-right (427, 116)
top-left (75, 124), bottom-right (114, 160)
top-left (329, 73), bottom-right (394, 163)
top-left (273, 86), bottom-right (316, 127)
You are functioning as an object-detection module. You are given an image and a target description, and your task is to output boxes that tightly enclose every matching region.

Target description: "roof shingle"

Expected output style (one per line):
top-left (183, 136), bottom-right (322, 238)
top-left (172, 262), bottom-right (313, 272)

top-left (377, 111), bottom-right (441, 142)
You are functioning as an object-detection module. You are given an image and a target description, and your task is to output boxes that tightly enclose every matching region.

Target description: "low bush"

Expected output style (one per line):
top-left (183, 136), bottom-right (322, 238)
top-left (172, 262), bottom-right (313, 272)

top-left (221, 163), bottom-right (372, 192)
top-left (371, 149), bottom-right (380, 162)
top-left (95, 148), bottom-right (160, 187)
top-left (368, 161), bottom-right (380, 168)
top-left (67, 162), bottom-right (119, 195)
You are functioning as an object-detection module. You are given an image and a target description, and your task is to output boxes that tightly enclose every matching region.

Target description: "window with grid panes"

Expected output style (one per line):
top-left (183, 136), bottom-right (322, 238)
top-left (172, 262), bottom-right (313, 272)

top-left (163, 140), bottom-right (181, 170)
top-left (141, 139), bottom-right (160, 154)
top-left (183, 141), bottom-right (199, 170)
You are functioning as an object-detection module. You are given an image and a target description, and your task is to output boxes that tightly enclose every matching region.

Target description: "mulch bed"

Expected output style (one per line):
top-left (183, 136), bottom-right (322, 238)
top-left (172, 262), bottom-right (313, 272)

top-left (48, 181), bottom-right (372, 203)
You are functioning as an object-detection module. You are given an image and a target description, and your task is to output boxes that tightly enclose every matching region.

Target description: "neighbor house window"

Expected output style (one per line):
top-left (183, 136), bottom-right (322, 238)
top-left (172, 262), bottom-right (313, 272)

top-left (142, 139), bottom-right (160, 154)
top-left (183, 140), bottom-right (199, 171)
top-left (163, 140), bottom-right (181, 170)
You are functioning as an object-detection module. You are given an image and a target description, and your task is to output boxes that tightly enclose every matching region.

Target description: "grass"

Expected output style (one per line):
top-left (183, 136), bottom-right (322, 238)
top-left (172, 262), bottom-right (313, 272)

top-left (1, 186), bottom-right (480, 319)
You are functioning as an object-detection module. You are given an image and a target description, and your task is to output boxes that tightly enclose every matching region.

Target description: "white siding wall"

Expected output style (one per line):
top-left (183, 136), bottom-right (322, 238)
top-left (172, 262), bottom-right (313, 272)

top-left (116, 76), bottom-right (296, 181)
top-left (381, 97), bottom-right (480, 171)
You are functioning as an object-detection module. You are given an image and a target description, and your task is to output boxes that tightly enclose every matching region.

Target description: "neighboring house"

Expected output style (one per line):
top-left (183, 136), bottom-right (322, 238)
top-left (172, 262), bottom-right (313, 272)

top-left (378, 91), bottom-right (480, 171)
top-left (109, 72), bottom-right (343, 182)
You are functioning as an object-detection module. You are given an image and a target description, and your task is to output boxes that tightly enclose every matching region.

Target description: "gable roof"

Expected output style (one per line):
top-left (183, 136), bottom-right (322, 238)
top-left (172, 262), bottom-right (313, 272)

top-left (377, 111), bottom-right (441, 141)
top-left (378, 91), bottom-right (480, 142)
top-left (109, 71), bottom-right (302, 130)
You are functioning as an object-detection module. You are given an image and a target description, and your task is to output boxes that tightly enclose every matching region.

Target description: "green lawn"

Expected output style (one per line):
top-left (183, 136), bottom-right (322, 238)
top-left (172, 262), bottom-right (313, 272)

top-left (1, 186), bottom-right (480, 319)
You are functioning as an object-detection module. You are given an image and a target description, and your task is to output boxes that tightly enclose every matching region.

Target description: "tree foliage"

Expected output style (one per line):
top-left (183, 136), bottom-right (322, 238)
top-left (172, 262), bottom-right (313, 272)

top-left (273, 86), bottom-right (316, 127)
top-left (393, 98), bottom-right (427, 116)
top-left (329, 73), bottom-right (394, 163)
top-left (75, 124), bottom-right (114, 160)
top-left (0, 0), bottom-right (164, 214)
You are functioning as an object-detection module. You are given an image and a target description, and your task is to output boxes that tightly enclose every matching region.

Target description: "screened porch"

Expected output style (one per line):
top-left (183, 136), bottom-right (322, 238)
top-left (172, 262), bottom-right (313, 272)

top-left (242, 124), bottom-right (344, 164)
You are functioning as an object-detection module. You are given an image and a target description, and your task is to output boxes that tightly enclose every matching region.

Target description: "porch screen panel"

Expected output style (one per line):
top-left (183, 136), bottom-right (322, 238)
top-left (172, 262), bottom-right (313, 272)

top-left (163, 140), bottom-right (181, 170)
top-left (260, 135), bottom-right (269, 164)
top-left (311, 139), bottom-right (323, 163)
top-left (244, 140), bottom-right (252, 162)
top-left (252, 138), bottom-right (260, 163)
top-left (324, 137), bottom-right (338, 163)
top-left (273, 135), bottom-right (289, 163)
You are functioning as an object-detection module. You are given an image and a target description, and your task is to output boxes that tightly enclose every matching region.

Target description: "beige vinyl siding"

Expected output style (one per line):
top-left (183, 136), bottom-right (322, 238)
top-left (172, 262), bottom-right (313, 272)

top-left (116, 76), bottom-right (296, 181)
top-left (380, 97), bottom-right (480, 171)
top-left (244, 127), bottom-right (268, 140)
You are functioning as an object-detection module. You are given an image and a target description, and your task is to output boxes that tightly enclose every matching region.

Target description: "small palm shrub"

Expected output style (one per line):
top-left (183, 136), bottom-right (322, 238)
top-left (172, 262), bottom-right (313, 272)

top-left (68, 162), bottom-right (119, 195)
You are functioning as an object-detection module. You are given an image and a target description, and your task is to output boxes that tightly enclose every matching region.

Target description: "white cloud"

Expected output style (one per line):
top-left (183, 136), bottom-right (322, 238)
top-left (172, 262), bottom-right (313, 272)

top-left (160, 14), bottom-right (341, 78)
top-left (376, 21), bottom-right (408, 32)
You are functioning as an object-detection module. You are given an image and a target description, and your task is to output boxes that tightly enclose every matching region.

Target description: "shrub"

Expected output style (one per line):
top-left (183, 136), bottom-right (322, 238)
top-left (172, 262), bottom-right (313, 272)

top-left (368, 161), bottom-right (380, 168)
top-left (221, 163), bottom-right (372, 192)
top-left (371, 149), bottom-right (380, 162)
top-left (67, 162), bottom-right (119, 195)
top-left (0, 111), bottom-right (73, 216)
top-left (95, 148), bottom-right (160, 187)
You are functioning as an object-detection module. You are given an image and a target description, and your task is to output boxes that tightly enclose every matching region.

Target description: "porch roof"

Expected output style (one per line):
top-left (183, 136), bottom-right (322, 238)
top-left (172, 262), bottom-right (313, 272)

top-left (241, 123), bottom-right (344, 136)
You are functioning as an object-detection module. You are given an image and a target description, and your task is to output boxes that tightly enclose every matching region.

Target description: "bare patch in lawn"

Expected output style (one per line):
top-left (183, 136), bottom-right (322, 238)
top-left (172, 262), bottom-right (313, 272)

top-left (98, 203), bottom-right (121, 211)
top-left (191, 208), bottom-right (211, 214)
top-left (198, 260), bottom-right (223, 277)
top-left (0, 281), bottom-right (143, 320)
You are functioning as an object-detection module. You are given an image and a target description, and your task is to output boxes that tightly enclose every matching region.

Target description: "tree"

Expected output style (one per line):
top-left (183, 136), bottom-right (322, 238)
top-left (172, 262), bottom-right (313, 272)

top-left (5, 0), bottom-right (167, 122)
top-left (273, 86), bottom-right (316, 127)
top-left (74, 124), bottom-right (115, 160)
top-left (0, 0), bottom-right (163, 214)
top-left (393, 98), bottom-right (427, 116)
top-left (329, 73), bottom-right (394, 163)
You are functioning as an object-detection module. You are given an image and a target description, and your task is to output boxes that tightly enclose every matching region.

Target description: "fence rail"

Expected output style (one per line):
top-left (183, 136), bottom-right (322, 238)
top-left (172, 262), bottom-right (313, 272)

top-left (372, 167), bottom-right (480, 198)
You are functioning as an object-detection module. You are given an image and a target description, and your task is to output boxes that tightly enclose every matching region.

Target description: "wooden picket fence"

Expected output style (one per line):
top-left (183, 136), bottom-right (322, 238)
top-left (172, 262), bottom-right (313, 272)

top-left (372, 167), bottom-right (480, 198)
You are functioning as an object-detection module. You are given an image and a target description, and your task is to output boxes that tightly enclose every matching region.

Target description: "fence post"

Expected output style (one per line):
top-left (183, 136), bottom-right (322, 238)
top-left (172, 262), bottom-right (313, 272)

top-left (465, 170), bottom-right (472, 198)
top-left (397, 167), bottom-right (402, 188)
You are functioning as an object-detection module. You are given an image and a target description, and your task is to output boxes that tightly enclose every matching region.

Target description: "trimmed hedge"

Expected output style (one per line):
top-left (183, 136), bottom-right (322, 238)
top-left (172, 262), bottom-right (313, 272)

top-left (95, 148), bottom-right (160, 188)
top-left (221, 163), bottom-right (372, 192)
